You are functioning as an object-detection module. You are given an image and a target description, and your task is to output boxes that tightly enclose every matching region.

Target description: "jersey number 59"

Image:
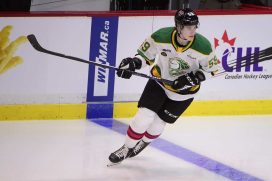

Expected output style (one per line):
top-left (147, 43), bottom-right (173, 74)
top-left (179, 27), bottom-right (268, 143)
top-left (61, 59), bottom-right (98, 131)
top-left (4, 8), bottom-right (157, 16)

top-left (208, 56), bottom-right (219, 68)
top-left (141, 41), bottom-right (150, 52)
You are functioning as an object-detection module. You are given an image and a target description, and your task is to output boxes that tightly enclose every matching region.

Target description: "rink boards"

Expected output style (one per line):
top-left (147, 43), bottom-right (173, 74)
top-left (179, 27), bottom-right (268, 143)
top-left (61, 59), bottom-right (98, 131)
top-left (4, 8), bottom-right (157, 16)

top-left (0, 13), bottom-right (272, 120)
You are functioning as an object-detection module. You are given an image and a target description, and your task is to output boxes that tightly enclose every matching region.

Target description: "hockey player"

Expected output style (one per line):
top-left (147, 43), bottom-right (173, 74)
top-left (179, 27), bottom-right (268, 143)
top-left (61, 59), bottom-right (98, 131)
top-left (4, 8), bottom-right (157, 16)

top-left (108, 8), bottom-right (219, 165)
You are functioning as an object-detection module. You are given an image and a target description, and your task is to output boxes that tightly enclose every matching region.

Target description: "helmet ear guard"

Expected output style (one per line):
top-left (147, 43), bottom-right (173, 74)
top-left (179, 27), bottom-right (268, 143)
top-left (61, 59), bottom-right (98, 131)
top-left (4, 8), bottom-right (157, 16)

top-left (174, 8), bottom-right (199, 29)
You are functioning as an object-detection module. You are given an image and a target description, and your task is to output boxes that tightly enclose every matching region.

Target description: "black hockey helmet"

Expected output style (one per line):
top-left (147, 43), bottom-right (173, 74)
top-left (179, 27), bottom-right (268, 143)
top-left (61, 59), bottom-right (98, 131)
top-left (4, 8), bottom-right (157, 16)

top-left (175, 8), bottom-right (199, 27)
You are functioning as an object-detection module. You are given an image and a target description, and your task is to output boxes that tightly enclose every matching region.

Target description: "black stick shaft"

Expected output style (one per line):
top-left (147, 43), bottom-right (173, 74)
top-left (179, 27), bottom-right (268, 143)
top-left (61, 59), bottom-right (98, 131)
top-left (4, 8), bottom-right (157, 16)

top-left (27, 34), bottom-right (173, 85)
top-left (27, 34), bottom-right (272, 85)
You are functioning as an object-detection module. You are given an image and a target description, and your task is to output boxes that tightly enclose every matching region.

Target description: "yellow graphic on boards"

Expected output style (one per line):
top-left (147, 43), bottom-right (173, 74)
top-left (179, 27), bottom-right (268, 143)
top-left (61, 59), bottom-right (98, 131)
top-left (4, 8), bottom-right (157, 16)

top-left (0, 25), bottom-right (27, 75)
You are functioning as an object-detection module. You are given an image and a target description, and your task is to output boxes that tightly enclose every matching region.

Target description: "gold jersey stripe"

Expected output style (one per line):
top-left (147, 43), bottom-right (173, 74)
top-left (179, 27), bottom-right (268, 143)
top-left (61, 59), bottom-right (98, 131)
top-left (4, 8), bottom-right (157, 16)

top-left (171, 30), bottom-right (194, 53)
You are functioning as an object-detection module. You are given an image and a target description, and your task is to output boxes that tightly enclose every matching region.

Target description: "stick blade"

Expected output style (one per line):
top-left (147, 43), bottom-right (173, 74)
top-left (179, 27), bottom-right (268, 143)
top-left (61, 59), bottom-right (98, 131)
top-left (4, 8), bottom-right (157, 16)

top-left (27, 34), bottom-right (44, 52)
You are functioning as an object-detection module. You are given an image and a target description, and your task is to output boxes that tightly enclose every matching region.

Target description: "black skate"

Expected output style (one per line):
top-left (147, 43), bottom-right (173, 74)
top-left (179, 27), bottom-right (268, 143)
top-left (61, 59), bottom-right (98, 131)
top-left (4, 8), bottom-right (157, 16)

top-left (107, 145), bottom-right (133, 166)
top-left (129, 140), bottom-right (150, 158)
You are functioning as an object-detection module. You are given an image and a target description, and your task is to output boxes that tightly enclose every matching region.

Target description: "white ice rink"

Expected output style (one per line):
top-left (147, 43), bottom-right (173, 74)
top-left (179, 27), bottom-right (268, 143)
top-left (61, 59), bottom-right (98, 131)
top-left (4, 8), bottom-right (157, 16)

top-left (0, 115), bottom-right (271, 181)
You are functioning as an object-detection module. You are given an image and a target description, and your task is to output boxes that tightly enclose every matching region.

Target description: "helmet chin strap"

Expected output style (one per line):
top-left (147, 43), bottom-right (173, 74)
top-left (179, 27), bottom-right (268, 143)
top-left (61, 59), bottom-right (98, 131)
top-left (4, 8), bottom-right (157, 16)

top-left (179, 33), bottom-right (187, 40)
top-left (177, 30), bottom-right (189, 45)
top-left (176, 25), bottom-right (189, 42)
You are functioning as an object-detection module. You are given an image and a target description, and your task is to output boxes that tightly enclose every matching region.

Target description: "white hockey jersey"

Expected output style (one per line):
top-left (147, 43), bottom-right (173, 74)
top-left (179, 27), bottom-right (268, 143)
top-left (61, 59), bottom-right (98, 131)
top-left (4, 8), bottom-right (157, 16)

top-left (136, 27), bottom-right (219, 101)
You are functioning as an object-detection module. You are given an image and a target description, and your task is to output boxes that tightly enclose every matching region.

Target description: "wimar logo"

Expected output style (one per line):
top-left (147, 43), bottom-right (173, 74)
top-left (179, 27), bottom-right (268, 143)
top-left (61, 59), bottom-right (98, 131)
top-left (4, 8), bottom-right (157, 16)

top-left (214, 30), bottom-right (263, 73)
top-left (87, 16), bottom-right (118, 102)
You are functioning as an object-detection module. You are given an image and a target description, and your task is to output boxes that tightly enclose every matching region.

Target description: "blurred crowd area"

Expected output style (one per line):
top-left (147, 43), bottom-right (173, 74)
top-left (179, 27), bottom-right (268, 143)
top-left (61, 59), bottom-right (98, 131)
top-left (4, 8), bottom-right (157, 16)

top-left (111, 0), bottom-right (272, 10)
top-left (0, 0), bottom-right (271, 12)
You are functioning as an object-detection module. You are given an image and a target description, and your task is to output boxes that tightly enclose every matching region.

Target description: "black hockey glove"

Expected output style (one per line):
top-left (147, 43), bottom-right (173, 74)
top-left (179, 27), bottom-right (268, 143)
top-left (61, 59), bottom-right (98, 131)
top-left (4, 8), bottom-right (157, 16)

top-left (172, 71), bottom-right (206, 90)
top-left (116, 57), bottom-right (142, 79)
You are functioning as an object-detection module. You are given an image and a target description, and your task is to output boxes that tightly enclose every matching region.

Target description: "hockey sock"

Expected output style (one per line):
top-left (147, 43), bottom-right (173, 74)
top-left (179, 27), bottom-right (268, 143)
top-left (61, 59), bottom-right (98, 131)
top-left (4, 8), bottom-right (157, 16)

top-left (142, 116), bottom-right (166, 143)
top-left (125, 108), bottom-right (156, 148)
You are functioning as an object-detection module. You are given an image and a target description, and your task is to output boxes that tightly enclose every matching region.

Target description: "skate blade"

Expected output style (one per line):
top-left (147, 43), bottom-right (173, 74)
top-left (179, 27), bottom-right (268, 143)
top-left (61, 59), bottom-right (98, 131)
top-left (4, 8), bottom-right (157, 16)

top-left (107, 161), bottom-right (121, 167)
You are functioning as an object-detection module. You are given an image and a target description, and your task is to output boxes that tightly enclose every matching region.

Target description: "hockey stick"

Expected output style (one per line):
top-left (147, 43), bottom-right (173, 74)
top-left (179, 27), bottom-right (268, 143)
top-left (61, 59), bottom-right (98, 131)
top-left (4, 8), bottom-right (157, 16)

top-left (27, 34), bottom-right (174, 85)
top-left (27, 34), bottom-right (272, 87)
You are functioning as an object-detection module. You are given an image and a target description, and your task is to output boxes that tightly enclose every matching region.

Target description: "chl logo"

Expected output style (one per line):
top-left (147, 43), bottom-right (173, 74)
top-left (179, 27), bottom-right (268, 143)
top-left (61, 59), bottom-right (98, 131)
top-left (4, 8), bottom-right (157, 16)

top-left (214, 30), bottom-right (263, 72)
